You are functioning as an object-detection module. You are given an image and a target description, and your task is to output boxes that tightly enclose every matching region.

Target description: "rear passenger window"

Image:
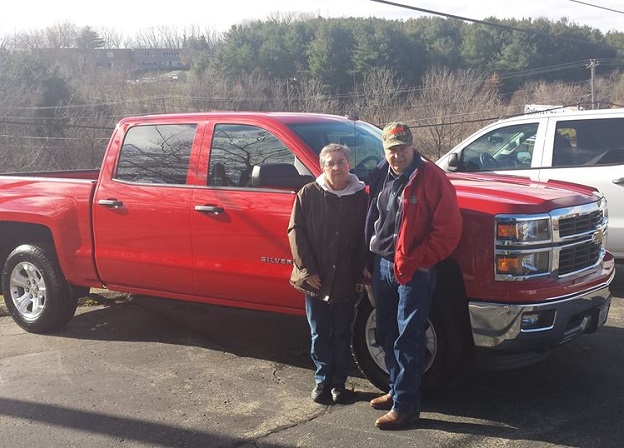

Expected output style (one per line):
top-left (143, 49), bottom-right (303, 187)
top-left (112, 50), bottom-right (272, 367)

top-left (553, 118), bottom-right (624, 167)
top-left (208, 124), bottom-right (305, 187)
top-left (115, 124), bottom-right (196, 184)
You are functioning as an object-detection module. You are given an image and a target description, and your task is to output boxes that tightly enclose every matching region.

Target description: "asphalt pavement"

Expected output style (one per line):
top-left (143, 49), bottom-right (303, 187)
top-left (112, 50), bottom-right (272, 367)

top-left (1, 265), bottom-right (623, 448)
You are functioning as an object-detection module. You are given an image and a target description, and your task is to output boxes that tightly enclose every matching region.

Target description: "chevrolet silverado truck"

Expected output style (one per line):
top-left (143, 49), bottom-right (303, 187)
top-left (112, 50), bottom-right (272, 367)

top-left (0, 112), bottom-right (615, 392)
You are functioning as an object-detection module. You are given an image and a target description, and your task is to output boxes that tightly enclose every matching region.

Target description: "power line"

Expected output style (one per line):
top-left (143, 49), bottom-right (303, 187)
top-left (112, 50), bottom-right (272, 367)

top-left (0, 119), bottom-right (111, 130)
top-left (370, 0), bottom-right (624, 52)
top-left (565, 0), bottom-right (624, 15)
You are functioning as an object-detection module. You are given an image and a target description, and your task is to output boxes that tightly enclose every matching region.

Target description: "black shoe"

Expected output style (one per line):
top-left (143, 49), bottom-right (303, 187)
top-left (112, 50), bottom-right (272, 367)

top-left (330, 386), bottom-right (351, 404)
top-left (311, 383), bottom-right (331, 403)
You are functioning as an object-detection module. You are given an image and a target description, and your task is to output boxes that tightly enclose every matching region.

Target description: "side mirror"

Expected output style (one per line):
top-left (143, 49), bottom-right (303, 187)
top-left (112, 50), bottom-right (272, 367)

top-left (251, 163), bottom-right (314, 190)
top-left (447, 152), bottom-right (459, 171)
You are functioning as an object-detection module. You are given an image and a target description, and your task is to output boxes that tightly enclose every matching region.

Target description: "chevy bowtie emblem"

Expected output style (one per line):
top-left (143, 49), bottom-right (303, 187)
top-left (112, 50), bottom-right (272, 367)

top-left (592, 229), bottom-right (603, 245)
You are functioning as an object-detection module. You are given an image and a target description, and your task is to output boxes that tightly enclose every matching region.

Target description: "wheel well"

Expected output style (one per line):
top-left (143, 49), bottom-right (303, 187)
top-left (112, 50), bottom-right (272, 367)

top-left (434, 258), bottom-right (466, 301)
top-left (0, 222), bottom-right (55, 283)
top-left (434, 258), bottom-right (473, 345)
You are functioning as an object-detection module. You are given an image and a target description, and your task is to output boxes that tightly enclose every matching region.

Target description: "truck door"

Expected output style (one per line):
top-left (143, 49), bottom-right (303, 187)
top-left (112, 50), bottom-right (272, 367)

top-left (93, 123), bottom-right (198, 294)
top-left (191, 122), bottom-right (307, 311)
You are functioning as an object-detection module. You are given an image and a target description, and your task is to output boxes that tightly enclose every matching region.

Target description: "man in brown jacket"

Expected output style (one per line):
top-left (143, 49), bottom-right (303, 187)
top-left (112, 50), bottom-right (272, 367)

top-left (288, 143), bottom-right (368, 404)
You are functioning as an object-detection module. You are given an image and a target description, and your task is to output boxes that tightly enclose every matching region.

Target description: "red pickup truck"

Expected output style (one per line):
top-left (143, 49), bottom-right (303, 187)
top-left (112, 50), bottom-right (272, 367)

top-left (0, 112), bottom-right (615, 391)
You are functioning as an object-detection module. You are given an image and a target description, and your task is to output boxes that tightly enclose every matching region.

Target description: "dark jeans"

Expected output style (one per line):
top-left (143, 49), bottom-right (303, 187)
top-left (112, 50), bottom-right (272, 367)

top-left (304, 295), bottom-right (355, 387)
top-left (372, 255), bottom-right (437, 415)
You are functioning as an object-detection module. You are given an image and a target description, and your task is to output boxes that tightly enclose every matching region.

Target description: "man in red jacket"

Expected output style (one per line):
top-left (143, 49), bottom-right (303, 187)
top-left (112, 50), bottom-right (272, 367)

top-left (365, 122), bottom-right (462, 429)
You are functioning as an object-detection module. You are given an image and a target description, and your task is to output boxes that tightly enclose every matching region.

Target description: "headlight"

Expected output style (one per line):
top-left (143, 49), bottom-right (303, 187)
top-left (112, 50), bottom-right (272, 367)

top-left (496, 251), bottom-right (550, 276)
top-left (496, 218), bottom-right (550, 243)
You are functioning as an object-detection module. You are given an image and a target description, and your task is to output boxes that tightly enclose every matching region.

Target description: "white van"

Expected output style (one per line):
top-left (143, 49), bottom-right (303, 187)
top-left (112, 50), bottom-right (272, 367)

top-left (437, 108), bottom-right (624, 261)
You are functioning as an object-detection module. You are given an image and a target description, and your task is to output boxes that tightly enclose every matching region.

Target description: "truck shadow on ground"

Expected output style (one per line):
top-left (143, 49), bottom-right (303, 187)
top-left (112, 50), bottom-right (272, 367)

top-left (60, 293), bottom-right (316, 372)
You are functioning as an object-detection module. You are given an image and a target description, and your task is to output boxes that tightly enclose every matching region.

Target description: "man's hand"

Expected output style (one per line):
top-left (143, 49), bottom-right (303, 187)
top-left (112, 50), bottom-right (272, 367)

top-left (306, 274), bottom-right (321, 289)
top-left (363, 266), bottom-right (372, 280)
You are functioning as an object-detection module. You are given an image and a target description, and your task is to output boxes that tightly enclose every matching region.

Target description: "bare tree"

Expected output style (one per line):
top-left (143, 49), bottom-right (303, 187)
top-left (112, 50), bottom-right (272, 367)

top-left (98, 27), bottom-right (127, 49)
top-left (187, 69), bottom-right (236, 111)
top-left (348, 67), bottom-right (407, 126)
top-left (0, 52), bottom-right (42, 170)
top-left (45, 22), bottom-right (79, 48)
top-left (508, 79), bottom-right (589, 112)
top-left (410, 66), bottom-right (504, 159)
top-left (604, 73), bottom-right (624, 108)
top-left (9, 30), bottom-right (47, 50)
top-left (133, 27), bottom-right (162, 49)
top-left (294, 78), bottom-right (341, 114)
top-left (133, 26), bottom-right (188, 49)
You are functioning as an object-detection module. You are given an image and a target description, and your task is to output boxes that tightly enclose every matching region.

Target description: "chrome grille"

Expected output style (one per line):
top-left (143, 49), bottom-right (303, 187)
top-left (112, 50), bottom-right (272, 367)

top-left (553, 201), bottom-right (607, 277)
top-left (558, 210), bottom-right (603, 237)
top-left (558, 241), bottom-right (602, 275)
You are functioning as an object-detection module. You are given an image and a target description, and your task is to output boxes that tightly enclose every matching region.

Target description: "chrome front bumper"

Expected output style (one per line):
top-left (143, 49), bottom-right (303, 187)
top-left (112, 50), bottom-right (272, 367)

top-left (469, 283), bottom-right (612, 351)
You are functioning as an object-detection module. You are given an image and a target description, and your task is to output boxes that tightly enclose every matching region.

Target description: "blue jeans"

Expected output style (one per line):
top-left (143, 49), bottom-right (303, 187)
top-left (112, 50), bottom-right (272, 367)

top-left (305, 295), bottom-right (355, 387)
top-left (372, 255), bottom-right (437, 415)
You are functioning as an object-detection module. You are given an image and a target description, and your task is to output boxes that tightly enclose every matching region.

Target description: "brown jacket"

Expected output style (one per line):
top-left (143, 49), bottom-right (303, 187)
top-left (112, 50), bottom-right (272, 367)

top-left (288, 180), bottom-right (368, 303)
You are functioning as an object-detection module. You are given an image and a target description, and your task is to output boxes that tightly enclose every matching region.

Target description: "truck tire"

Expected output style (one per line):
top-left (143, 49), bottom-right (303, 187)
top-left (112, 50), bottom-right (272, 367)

top-left (352, 287), bottom-right (470, 394)
top-left (2, 244), bottom-right (78, 333)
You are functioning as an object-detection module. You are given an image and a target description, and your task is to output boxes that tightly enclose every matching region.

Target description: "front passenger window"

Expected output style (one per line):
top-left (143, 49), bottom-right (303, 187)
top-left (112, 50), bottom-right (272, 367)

top-left (208, 124), bottom-right (300, 188)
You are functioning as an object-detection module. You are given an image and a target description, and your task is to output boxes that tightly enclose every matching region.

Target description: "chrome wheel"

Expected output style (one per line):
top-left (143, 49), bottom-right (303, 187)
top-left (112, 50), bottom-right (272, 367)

top-left (2, 243), bottom-right (77, 333)
top-left (9, 261), bottom-right (47, 322)
top-left (363, 308), bottom-right (438, 374)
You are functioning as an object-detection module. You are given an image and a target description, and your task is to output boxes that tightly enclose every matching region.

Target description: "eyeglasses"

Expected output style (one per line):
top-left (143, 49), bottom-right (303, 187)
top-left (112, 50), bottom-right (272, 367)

top-left (384, 144), bottom-right (412, 153)
top-left (324, 159), bottom-right (349, 168)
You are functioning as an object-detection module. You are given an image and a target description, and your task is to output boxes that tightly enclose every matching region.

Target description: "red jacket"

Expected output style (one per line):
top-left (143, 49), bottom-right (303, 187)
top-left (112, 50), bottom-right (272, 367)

top-left (366, 156), bottom-right (462, 284)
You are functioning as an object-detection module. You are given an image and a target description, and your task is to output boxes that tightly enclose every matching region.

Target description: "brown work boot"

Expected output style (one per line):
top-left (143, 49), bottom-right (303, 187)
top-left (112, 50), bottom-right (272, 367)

top-left (375, 410), bottom-right (420, 430)
top-left (369, 393), bottom-right (393, 410)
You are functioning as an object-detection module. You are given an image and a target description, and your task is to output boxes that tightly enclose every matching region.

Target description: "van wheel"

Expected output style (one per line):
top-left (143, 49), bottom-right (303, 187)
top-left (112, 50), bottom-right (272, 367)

top-left (352, 290), bottom-right (469, 394)
top-left (2, 244), bottom-right (77, 333)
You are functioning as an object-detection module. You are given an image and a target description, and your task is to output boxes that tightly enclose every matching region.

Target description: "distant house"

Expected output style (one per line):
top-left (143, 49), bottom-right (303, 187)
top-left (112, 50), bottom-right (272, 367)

top-left (92, 49), bottom-right (135, 70)
top-left (44, 47), bottom-right (189, 75)
top-left (133, 48), bottom-right (185, 71)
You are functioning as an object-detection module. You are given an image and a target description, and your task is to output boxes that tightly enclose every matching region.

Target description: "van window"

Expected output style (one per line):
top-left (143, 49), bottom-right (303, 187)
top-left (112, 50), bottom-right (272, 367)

top-left (552, 118), bottom-right (624, 167)
top-left (459, 123), bottom-right (538, 171)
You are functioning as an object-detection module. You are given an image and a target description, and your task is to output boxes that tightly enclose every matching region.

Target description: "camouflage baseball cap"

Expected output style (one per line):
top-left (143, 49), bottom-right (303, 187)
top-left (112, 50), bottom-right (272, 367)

top-left (382, 121), bottom-right (413, 150)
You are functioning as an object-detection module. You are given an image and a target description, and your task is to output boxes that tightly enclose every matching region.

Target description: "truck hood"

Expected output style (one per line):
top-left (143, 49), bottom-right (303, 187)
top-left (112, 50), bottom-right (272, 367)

top-left (448, 172), bottom-right (602, 215)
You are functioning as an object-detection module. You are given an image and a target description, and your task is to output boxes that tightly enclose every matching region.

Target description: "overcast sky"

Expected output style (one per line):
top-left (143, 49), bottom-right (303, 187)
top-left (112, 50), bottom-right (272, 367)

top-left (1, 0), bottom-right (623, 37)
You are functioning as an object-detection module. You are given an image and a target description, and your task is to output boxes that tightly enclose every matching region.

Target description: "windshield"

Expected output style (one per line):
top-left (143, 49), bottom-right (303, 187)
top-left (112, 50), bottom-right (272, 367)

top-left (287, 120), bottom-right (383, 183)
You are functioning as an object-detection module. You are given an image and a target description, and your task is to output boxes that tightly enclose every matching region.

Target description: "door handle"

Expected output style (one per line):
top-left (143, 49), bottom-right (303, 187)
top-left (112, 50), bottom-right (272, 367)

top-left (195, 205), bottom-right (225, 215)
top-left (98, 199), bottom-right (124, 208)
top-left (613, 177), bottom-right (624, 186)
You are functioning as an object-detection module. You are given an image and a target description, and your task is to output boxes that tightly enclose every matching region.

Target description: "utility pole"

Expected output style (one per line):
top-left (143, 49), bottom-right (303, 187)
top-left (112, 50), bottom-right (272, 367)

top-left (586, 59), bottom-right (599, 109)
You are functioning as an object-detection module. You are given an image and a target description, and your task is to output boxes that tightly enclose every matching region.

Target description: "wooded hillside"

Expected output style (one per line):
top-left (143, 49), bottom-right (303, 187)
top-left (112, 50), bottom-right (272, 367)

top-left (1, 15), bottom-right (623, 170)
